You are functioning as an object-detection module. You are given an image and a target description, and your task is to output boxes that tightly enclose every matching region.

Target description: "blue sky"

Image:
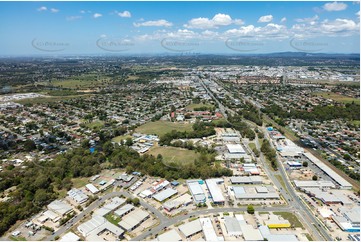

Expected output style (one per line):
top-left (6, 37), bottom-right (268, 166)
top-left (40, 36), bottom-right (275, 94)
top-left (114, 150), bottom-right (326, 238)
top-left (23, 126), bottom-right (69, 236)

top-left (0, 1), bottom-right (359, 55)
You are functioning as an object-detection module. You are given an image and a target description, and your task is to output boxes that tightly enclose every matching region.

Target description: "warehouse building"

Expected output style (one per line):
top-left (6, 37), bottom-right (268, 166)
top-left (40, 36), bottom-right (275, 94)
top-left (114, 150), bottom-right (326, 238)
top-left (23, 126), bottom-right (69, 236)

top-left (332, 207), bottom-right (360, 232)
top-left (85, 183), bottom-right (99, 194)
top-left (287, 161), bottom-right (302, 169)
top-left (78, 215), bottom-right (124, 239)
top-left (259, 226), bottom-right (298, 241)
top-left (67, 188), bottom-right (88, 204)
top-left (229, 176), bottom-right (262, 185)
top-left (200, 218), bottom-right (223, 241)
top-left (47, 200), bottom-right (73, 217)
top-left (178, 219), bottom-right (202, 238)
top-left (153, 188), bottom-right (178, 202)
top-left (240, 224), bottom-right (263, 241)
top-left (303, 152), bottom-right (352, 189)
top-left (157, 229), bottom-right (182, 241)
top-left (187, 180), bottom-right (206, 204)
top-left (224, 217), bottom-right (242, 236)
top-left (118, 209), bottom-right (150, 232)
top-left (232, 186), bottom-right (280, 200)
top-left (303, 188), bottom-right (353, 205)
top-left (266, 215), bottom-right (291, 228)
top-left (163, 193), bottom-right (193, 212)
top-left (114, 204), bottom-right (134, 218)
top-left (294, 180), bottom-right (335, 189)
top-left (205, 179), bottom-right (225, 205)
top-left (59, 232), bottom-right (80, 242)
top-left (93, 197), bottom-right (125, 216)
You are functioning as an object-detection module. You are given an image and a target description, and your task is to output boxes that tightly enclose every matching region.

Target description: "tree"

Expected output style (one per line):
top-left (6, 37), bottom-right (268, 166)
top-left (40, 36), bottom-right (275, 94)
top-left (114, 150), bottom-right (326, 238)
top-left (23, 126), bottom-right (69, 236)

top-left (125, 138), bottom-right (133, 147)
top-left (247, 205), bottom-right (255, 214)
top-left (302, 161), bottom-right (308, 167)
top-left (132, 198), bottom-right (140, 206)
top-left (24, 139), bottom-right (36, 151)
top-left (312, 175), bottom-right (318, 181)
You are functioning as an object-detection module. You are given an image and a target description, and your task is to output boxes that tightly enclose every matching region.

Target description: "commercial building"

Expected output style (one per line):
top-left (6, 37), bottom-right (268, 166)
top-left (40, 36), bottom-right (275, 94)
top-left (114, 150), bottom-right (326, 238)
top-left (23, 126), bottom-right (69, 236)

top-left (67, 188), bottom-right (88, 204)
top-left (229, 176), bottom-right (262, 185)
top-left (200, 218), bottom-right (223, 241)
top-left (332, 207), bottom-right (360, 232)
top-left (78, 215), bottom-right (124, 240)
top-left (303, 152), bottom-right (352, 189)
top-left (224, 217), bottom-right (242, 236)
top-left (226, 144), bottom-right (246, 154)
top-left (232, 186), bottom-right (280, 200)
top-left (118, 209), bottom-right (150, 232)
top-left (187, 180), bottom-right (206, 204)
top-left (294, 180), bottom-right (335, 189)
top-left (59, 232), bottom-right (80, 242)
top-left (178, 219), bottom-right (202, 238)
top-left (240, 224), bottom-right (263, 241)
top-left (114, 204), bottom-right (135, 218)
top-left (259, 226), bottom-right (298, 241)
top-left (157, 229), bottom-right (182, 241)
top-left (85, 184), bottom-right (100, 194)
top-left (205, 179), bottom-right (225, 205)
top-left (93, 197), bottom-right (125, 216)
top-left (163, 193), bottom-right (193, 212)
top-left (153, 188), bottom-right (178, 202)
top-left (287, 161), bottom-right (302, 169)
top-left (302, 188), bottom-right (353, 205)
top-left (266, 215), bottom-right (291, 228)
top-left (47, 200), bottom-right (73, 217)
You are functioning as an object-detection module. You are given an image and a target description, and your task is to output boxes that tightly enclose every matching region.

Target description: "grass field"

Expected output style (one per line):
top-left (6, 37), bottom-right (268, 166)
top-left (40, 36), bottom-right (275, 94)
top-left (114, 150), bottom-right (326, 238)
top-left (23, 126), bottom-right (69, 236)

top-left (9, 236), bottom-right (26, 241)
top-left (15, 95), bottom-right (87, 105)
top-left (273, 212), bottom-right (304, 228)
top-left (85, 120), bottom-right (104, 129)
top-left (112, 135), bottom-right (132, 143)
top-left (71, 177), bottom-right (89, 189)
top-left (148, 146), bottom-right (199, 166)
top-left (313, 92), bottom-right (360, 104)
top-left (248, 143), bottom-right (256, 150)
top-left (135, 121), bottom-right (193, 137)
top-left (105, 213), bottom-right (121, 226)
top-left (186, 103), bottom-right (215, 110)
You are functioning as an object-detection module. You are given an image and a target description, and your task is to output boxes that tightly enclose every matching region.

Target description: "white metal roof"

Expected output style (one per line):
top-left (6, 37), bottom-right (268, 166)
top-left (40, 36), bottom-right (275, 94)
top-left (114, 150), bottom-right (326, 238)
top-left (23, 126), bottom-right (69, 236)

top-left (85, 183), bottom-right (99, 194)
top-left (153, 188), bottom-right (178, 202)
top-left (114, 204), bottom-right (134, 217)
top-left (226, 144), bottom-right (245, 154)
top-left (205, 179), bottom-right (225, 203)
top-left (178, 219), bottom-right (202, 237)
top-left (200, 218), bottom-right (219, 241)
top-left (47, 200), bottom-right (73, 216)
top-left (157, 229), bottom-right (182, 241)
top-left (59, 232), bottom-right (80, 242)
top-left (240, 224), bottom-right (263, 241)
top-left (118, 209), bottom-right (149, 231)
top-left (224, 217), bottom-right (242, 234)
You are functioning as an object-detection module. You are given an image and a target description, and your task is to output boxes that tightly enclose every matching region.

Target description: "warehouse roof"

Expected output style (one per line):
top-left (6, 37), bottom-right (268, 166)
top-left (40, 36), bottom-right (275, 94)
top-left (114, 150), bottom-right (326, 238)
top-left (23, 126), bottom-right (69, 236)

top-left (226, 144), bottom-right (245, 154)
top-left (114, 204), bottom-right (134, 217)
top-left (163, 193), bottom-right (192, 210)
top-left (85, 184), bottom-right (99, 194)
top-left (47, 200), bottom-right (73, 216)
top-left (59, 232), bottom-right (80, 242)
top-left (205, 179), bottom-right (225, 203)
top-left (157, 229), bottom-right (182, 241)
top-left (230, 176), bottom-right (262, 184)
top-left (294, 180), bottom-right (335, 188)
top-left (153, 188), bottom-right (178, 202)
top-left (118, 209), bottom-right (149, 231)
top-left (224, 217), bottom-right (242, 234)
top-left (178, 219), bottom-right (202, 237)
top-left (200, 218), bottom-right (219, 241)
top-left (240, 224), bottom-right (263, 241)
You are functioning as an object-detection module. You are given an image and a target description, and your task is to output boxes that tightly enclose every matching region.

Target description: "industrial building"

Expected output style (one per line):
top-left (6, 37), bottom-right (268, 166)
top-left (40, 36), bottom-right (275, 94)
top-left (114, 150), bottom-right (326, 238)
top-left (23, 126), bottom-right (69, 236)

top-left (67, 188), bottom-right (88, 204)
top-left (302, 188), bottom-right (353, 205)
top-left (78, 215), bottom-right (124, 240)
top-left (157, 229), bottom-right (182, 241)
top-left (200, 218), bottom-right (223, 241)
top-left (114, 204), bottom-right (135, 218)
top-left (153, 188), bottom-right (178, 202)
top-left (205, 179), bottom-right (225, 205)
top-left (287, 161), bottom-right (302, 169)
top-left (241, 163), bottom-right (260, 175)
top-left (266, 215), bottom-right (291, 228)
top-left (59, 232), bottom-right (80, 242)
top-left (93, 197), bottom-right (125, 216)
top-left (163, 193), bottom-right (193, 212)
top-left (332, 207), bottom-right (360, 232)
top-left (240, 224), bottom-right (263, 241)
top-left (294, 180), bottom-right (336, 189)
top-left (47, 200), bottom-right (73, 217)
top-left (178, 219), bottom-right (202, 238)
top-left (229, 176), bottom-right (262, 185)
top-left (259, 226), bottom-right (298, 241)
top-left (187, 180), bottom-right (206, 204)
top-left (118, 209), bottom-right (150, 232)
top-left (231, 186), bottom-right (280, 200)
top-left (85, 183), bottom-right (100, 194)
top-left (224, 216), bottom-right (242, 236)
top-left (303, 152), bottom-right (352, 189)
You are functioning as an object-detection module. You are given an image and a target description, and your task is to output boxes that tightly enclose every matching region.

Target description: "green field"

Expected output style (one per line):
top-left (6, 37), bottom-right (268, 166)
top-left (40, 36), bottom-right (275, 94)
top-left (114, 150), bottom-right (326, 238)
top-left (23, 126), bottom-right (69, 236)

top-left (85, 120), bottom-right (104, 129)
top-left (71, 177), bottom-right (89, 189)
top-left (148, 146), bottom-right (199, 166)
top-left (9, 236), bottom-right (26, 241)
top-left (15, 95), bottom-right (87, 105)
top-left (313, 92), bottom-right (360, 104)
top-left (112, 135), bottom-right (132, 143)
top-left (248, 143), bottom-right (256, 150)
top-left (50, 74), bottom-right (110, 89)
top-left (105, 213), bottom-right (121, 226)
top-left (186, 103), bottom-right (215, 110)
top-left (135, 121), bottom-right (193, 137)
top-left (273, 212), bottom-right (304, 228)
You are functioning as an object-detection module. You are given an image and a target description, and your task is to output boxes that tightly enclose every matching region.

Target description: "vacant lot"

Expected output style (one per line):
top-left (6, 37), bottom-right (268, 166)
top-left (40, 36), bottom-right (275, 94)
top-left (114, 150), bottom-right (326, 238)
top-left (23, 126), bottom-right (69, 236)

top-left (273, 212), bottom-right (304, 228)
top-left (186, 103), bottom-right (215, 110)
top-left (135, 121), bottom-right (193, 137)
top-left (112, 135), bottom-right (132, 143)
top-left (148, 146), bottom-right (199, 166)
top-left (313, 92), bottom-right (360, 104)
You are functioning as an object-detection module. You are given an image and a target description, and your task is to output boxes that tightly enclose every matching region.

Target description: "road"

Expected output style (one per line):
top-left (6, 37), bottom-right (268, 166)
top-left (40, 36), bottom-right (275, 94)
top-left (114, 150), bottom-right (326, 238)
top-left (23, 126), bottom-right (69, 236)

top-left (202, 78), bottom-right (332, 241)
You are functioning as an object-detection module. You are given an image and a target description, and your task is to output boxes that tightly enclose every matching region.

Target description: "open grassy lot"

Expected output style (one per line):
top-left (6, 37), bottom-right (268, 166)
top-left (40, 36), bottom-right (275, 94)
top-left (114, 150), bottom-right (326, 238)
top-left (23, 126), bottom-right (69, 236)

top-left (85, 120), bottom-right (104, 129)
top-left (135, 121), bottom-right (193, 137)
top-left (273, 212), bottom-right (304, 228)
top-left (313, 92), bottom-right (360, 104)
top-left (148, 146), bottom-right (199, 166)
top-left (186, 103), bottom-right (215, 110)
top-left (248, 143), bottom-right (256, 150)
top-left (9, 236), bottom-right (26, 241)
top-left (105, 213), bottom-right (121, 226)
top-left (15, 95), bottom-right (89, 105)
top-left (71, 177), bottom-right (89, 189)
top-left (112, 135), bottom-right (132, 143)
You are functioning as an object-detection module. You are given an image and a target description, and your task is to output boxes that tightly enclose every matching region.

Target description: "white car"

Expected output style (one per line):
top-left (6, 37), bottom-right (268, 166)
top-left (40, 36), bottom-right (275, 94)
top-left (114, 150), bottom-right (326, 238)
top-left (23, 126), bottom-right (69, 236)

top-left (12, 231), bottom-right (21, 237)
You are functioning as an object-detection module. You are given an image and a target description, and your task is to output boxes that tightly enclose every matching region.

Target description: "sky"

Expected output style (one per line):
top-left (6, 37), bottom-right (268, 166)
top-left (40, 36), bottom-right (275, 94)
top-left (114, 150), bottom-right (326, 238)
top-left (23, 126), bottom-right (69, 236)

top-left (0, 1), bottom-right (359, 55)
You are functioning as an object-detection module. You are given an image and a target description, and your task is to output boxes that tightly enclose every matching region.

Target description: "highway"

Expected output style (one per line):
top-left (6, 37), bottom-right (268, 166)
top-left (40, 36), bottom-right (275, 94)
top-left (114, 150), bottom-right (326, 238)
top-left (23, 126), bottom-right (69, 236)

top-left (201, 78), bottom-right (332, 241)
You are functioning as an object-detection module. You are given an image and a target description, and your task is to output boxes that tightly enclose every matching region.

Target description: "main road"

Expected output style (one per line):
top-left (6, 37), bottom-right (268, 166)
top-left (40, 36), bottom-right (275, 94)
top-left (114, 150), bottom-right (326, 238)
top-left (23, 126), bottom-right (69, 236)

top-left (201, 78), bottom-right (332, 241)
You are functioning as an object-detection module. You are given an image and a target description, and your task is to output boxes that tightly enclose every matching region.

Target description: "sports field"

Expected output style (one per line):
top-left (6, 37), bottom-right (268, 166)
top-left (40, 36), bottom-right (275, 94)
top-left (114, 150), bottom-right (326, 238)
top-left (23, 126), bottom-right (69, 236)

top-left (186, 103), bottom-right (215, 110)
top-left (148, 146), bottom-right (199, 166)
top-left (313, 92), bottom-right (360, 104)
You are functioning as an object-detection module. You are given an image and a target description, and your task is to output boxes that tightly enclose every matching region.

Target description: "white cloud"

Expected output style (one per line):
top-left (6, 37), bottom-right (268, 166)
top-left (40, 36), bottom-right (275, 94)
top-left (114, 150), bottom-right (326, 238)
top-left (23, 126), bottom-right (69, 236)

top-left (323, 2), bottom-right (348, 11)
top-left (66, 16), bottom-right (82, 21)
top-left (134, 19), bottom-right (173, 27)
top-left (295, 15), bottom-right (319, 25)
top-left (118, 11), bottom-right (131, 18)
top-left (184, 13), bottom-right (244, 29)
top-left (80, 10), bottom-right (85, 14)
top-left (225, 23), bottom-right (288, 39)
top-left (320, 18), bottom-right (359, 33)
top-left (93, 13), bottom-right (102, 18)
top-left (281, 17), bottom-right (287, 23)
top-left (37, 6), bottom-right (47, 12)
top-left (258, 15), bottom-right (273, 23)
top-left (50, 8), bottom-right (59, 13)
